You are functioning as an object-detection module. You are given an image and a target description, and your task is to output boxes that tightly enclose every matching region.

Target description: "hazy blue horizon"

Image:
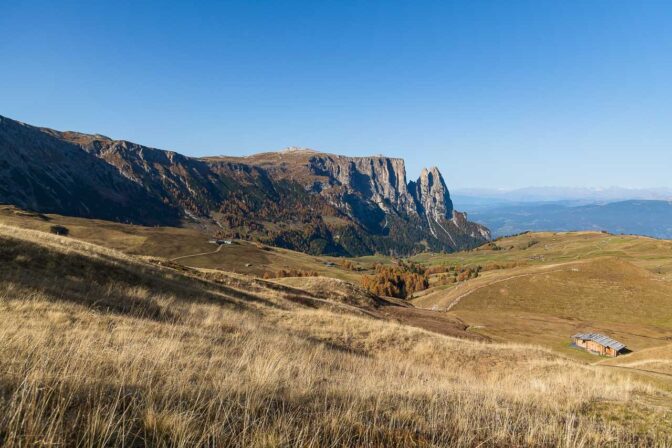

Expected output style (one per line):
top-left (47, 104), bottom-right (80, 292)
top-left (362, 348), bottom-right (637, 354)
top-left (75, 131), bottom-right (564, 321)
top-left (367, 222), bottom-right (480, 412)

top-left (3, 1), bottom-right (672, 189)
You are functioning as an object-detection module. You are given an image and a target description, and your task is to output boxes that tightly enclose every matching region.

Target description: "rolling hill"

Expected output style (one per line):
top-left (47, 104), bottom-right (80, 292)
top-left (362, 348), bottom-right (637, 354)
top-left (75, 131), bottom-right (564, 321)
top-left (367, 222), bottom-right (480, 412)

top-left (410, 232), bottom-right (672, 364)
top-left (3, 205), bottom-right (672, 365)
top-left (0, 205), bottom-right (369, 281)
top-left (4, 205), bottom-right (672, 365)
top-left (1, 221), bottom-right (671, 446)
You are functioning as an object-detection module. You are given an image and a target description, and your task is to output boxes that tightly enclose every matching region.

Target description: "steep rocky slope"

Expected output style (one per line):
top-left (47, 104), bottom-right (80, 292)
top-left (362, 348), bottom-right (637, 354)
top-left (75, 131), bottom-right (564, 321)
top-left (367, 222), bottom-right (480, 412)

top-left (0, 115), bottom-right (489, 255)
top-left (0, 116), bottom-right (179, 225)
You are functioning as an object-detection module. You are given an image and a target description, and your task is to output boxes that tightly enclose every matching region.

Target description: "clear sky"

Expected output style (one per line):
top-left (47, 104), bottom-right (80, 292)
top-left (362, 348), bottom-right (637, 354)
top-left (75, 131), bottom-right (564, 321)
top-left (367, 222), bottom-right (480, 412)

top-left (2, 1), bottom-right (672, 189)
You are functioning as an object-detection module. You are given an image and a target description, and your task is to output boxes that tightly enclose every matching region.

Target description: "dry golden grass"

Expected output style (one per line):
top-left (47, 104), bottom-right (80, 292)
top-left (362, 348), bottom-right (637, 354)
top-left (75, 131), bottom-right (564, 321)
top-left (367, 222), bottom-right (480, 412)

top-left (410, 231), bottom-right (672, 280)
top-left (600, 344), bottom-right (672, 376)
top-left (1, 225), bottom-right (671, 446)
top-left (270, 276), bottom-right (384, 308)
top-left (413, 255), bottom-right (672, 358)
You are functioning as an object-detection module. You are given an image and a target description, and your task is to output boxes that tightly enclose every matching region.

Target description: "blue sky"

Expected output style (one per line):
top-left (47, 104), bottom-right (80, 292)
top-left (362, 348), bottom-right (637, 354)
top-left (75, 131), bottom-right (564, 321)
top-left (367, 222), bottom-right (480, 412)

top-left (2, 1), bottom-right (672, 189)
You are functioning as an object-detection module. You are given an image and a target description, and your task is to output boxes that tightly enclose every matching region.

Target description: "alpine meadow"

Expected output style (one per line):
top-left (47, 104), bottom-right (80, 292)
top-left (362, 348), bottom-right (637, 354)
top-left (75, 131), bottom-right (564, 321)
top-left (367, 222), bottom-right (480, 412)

top-left (2, 1), bottom-right (672, 447)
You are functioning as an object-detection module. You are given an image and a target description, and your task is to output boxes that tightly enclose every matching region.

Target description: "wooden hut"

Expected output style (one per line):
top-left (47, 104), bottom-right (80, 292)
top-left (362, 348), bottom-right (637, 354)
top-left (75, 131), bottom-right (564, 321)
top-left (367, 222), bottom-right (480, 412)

top-left (571, 333), bottom-right (626, 357)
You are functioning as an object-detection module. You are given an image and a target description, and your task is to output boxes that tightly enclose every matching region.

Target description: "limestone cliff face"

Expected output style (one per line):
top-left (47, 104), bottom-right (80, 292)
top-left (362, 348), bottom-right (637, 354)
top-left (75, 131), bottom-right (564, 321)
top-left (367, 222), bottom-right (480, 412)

top-left (302, 152), bottom-right (490, 250)
top-left (308, 155), bottom-right (418, 216)
top-left (0, 115), bottom-right (490, 256)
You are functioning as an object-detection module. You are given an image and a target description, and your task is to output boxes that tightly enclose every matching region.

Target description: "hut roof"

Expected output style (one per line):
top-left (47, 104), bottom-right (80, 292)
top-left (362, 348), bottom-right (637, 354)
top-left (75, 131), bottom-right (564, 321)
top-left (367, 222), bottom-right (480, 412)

top-left (572, 333), bottom-right (626, 351)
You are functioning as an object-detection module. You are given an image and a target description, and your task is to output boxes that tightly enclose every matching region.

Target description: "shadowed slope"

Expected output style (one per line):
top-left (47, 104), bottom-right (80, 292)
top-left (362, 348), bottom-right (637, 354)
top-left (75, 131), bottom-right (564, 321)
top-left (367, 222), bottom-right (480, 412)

top-left (0, 117), bottom-right (180, 226)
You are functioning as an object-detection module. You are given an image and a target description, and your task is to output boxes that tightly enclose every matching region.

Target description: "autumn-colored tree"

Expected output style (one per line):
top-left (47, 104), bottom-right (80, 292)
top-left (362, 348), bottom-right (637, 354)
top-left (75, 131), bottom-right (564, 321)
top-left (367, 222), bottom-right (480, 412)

top-left (262, 269), bottom-right (318, 279)
top-left (360, 263), bottom-right (429, 299)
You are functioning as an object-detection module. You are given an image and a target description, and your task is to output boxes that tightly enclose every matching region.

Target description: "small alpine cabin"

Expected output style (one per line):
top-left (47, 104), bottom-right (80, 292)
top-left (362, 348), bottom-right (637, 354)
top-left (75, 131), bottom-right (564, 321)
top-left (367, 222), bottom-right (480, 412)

top-left (571, 333), bottom-right (626, 357)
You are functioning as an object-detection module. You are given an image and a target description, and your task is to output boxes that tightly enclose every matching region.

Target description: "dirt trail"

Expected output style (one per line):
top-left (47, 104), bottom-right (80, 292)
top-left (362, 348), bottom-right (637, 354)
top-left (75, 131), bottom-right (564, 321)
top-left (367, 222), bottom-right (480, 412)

top-left (170, 244), bottom-right (223, 262)
top-left (598, 364), bottom-right (672, 381)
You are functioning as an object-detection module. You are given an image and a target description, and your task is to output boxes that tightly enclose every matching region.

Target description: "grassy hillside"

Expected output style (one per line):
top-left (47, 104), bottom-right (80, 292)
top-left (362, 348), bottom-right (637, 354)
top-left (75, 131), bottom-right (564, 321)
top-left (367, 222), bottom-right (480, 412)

top-left (410, 231), bottom-right (672, 279)
top-left (4, 206), bottom-right (672, 358)
top-left (1, 224), bottom-right (672, 446)
top-left (599, 344), bottom-right (672, 376)
top-left (411, 232), bottom-right (672, 368)
top-left (0, 205), bottom-right (367, 281)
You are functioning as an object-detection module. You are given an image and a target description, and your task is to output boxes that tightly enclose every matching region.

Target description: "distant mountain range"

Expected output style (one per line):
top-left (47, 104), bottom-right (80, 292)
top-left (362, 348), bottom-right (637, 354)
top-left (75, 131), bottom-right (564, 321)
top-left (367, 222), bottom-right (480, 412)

top-left (462, 199), bottom-right (672, 239)
top-left (0, 115), bottom-right (489, 256)
top-left (454, 186), bottom-right (672, 204)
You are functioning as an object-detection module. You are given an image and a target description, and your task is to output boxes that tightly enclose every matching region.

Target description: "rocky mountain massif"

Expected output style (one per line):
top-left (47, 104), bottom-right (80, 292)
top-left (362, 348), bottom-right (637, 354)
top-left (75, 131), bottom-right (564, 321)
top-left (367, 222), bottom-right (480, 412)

top-left (0, 115), bottom-right (490, 255)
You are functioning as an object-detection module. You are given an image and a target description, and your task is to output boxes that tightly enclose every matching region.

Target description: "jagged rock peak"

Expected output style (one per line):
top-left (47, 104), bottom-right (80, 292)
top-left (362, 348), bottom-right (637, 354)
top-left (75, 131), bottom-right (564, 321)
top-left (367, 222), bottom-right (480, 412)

top-left (414, 166), bottom-right (454, 220)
